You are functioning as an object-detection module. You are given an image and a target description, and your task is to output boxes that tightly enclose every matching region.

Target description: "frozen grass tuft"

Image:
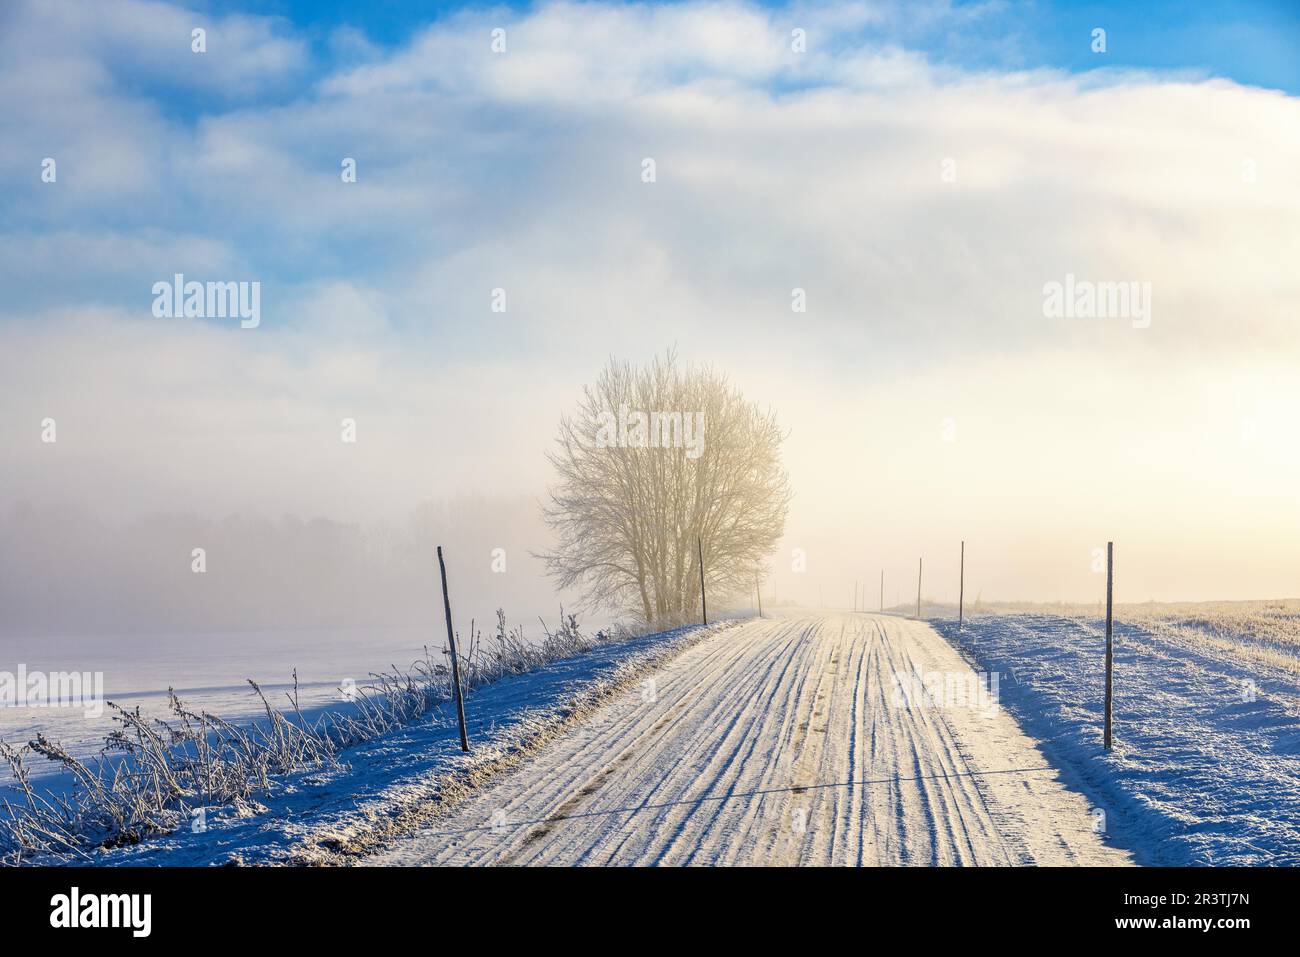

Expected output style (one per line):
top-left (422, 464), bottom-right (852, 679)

top-left (0, 608), bottom-right (620, 865)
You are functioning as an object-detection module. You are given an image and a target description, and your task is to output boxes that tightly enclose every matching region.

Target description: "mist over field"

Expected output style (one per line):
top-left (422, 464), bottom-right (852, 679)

top-left (3, 0), bottom-right (1299, 638)
top-left (0, 496), bottom-right (565, 637)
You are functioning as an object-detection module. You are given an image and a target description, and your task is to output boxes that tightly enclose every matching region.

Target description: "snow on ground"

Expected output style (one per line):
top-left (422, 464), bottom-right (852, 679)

top-left (30, 603), bottom-right (1280, 867)
top-left (933, 611), bottom-right (1300, 866)
top-left (0, 626), bottom-right (436, 786)
top-left (88, 620), bottom-right (732, 866)
top-left (371, 613), bottom-right (1128, 866)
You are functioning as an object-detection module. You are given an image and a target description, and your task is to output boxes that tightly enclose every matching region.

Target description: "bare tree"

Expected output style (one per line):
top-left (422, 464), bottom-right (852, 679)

top-left (542, 352), bottom-right (790, 626)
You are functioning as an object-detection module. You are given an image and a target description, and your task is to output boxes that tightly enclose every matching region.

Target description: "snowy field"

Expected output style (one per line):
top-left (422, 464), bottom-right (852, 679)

top-left (0, 610), bottom-right (603, 789)
top-left (41, 621), bottom-right (726, 866)
top-left (6, 612), bottom-right (1125, 866)
top-left (934, 600), bottom-right (1300, 866)
top-left (0, 626), bottom-right (433, 786)
top-left (7, 600), bottom-right (1298, 866)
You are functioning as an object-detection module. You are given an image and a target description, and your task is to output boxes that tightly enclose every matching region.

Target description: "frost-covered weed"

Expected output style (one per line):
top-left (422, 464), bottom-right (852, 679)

top-left (0, 609), bottom-right (618, 864)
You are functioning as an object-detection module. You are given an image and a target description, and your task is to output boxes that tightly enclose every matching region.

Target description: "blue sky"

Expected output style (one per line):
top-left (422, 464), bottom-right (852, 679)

top-left (216, 0), bottom-right (1300, 93)
top-left (3, 0), bottom-right (1300, 602)
top-left (5, 0), bottom-right (1296, 320)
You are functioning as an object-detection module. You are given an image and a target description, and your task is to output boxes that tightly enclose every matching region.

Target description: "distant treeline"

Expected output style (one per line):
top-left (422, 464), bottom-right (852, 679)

top-left (0, 497), bottom-right (559, 636)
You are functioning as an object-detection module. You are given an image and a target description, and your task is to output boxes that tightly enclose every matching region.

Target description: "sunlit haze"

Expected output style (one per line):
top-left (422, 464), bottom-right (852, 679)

top-left (3, 0), bottom-right (1299, 637)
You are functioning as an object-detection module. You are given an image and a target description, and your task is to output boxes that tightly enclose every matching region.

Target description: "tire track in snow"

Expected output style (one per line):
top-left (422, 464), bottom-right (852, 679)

top-left (369, 613), bottom-right (1132, 866)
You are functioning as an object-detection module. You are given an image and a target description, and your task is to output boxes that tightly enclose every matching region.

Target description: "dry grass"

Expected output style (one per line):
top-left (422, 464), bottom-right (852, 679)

top-left (969, 597), bottom-right (1300, 674)
top-left (0, 608), bottom-right (618, 865)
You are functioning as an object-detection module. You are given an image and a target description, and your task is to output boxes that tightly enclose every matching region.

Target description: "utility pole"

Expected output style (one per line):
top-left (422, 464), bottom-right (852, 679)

top-left (880, 569), bottom-right (884, 613)
top-left (958, 540), bottom-right (965, 631)
top-left (916, 557), bottom-right (923, 619)
top-left (698, 536), bottom-right (708, 626)
top-left (436, 546), bottom-right (470, 753)
top-left (756, 579), bottom-right (762, 618)
top-left (1104, 541), bottom-right (1114, 750)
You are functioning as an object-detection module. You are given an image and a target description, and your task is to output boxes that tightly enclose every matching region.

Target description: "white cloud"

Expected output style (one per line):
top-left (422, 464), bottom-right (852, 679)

top-left (4, 0), bottom-right (309, 96)
top-left (3, 0), bottom-right (1300, 602)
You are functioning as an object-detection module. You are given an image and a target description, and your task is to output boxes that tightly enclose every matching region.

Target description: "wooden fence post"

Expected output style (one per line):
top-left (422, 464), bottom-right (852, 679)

top-left (437, 545), bottom-right (470, 753)
top-left (916, 558), bottom-right (923, 619)
top-left (1104, 541), bottom-right (1114, 751)
top-left (958, 540), bottom-right (965, 631)
top-left (698, 536), bottom-right (708, 625)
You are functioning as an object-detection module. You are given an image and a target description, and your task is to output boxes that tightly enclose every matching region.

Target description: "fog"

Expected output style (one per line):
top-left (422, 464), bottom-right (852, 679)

top-left (3, 0), bottom-right (1300, 642)
top-left (0, 495), bottom-right (581, 638)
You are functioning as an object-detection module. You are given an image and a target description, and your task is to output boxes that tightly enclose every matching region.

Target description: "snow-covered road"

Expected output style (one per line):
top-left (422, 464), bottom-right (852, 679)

top-left (371, 613), bottom-right (1131, 866)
